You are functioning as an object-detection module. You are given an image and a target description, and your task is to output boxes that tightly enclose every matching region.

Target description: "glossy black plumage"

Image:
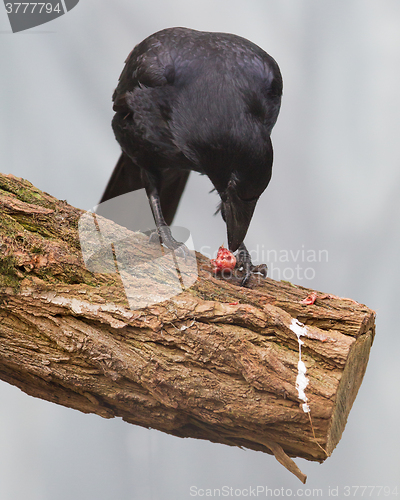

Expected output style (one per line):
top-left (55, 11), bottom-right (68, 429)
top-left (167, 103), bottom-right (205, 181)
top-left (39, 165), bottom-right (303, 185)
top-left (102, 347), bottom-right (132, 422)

top-left (101, 27), bottom-right (282, 285)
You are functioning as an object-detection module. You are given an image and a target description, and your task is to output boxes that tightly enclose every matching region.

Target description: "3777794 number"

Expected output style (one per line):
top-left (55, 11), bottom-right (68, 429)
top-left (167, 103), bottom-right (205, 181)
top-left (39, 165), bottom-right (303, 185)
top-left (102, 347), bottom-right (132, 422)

top-left (5, 3), bottom-right (62, 14)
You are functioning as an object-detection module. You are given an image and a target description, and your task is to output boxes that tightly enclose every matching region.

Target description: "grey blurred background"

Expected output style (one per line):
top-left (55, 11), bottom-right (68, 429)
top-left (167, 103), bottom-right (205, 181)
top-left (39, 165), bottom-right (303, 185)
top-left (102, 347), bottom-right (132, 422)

top-left (1, 0), bottom-right (399, 498)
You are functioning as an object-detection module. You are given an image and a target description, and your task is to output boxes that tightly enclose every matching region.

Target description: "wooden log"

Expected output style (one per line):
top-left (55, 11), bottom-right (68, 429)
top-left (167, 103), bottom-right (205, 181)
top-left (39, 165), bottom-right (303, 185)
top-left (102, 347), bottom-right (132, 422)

top-left (0, 173), bottom-right (376, 483)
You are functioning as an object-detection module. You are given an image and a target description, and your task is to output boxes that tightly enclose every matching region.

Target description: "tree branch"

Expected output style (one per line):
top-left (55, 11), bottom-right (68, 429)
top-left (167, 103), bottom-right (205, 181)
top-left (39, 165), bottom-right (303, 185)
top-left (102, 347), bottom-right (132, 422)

top-left (0, 173), bottom-right (376, 483)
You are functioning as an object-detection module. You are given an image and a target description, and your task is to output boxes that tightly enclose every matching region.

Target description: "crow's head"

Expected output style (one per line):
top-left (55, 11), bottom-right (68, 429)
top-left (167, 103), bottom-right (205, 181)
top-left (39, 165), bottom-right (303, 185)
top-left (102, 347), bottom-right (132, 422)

top-left (217, 146), bottom-right (273, 251)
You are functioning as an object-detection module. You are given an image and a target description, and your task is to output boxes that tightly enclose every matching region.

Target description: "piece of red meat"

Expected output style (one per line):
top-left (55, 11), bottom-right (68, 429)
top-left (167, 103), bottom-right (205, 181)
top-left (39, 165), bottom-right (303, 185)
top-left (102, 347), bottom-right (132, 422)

top-left (210, 245), bottom-right (236, 272)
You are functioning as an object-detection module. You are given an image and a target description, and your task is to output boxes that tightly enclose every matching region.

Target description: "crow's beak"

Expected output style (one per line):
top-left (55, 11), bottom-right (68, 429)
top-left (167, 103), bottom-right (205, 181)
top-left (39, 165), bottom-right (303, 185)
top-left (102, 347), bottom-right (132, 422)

top-left (222, 191), bottom-right (258, 253)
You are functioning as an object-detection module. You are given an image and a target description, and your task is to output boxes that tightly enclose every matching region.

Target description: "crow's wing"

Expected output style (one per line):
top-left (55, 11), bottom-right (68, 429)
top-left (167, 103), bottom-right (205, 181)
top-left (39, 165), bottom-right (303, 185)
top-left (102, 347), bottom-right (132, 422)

top-left (157, 168), bottom-right (190, 226)
top-left (100, 152), bottom-right (189, 227)
top-left (102, 30), bottom-right (191, 225)
top-left (100, 152), bottom-right (142, 205)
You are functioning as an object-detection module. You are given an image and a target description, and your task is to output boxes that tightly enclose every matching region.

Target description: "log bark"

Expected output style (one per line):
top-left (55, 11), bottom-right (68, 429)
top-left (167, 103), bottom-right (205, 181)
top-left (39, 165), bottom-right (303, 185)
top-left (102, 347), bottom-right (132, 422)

top-left (0, 173), bottom-right (376, 483)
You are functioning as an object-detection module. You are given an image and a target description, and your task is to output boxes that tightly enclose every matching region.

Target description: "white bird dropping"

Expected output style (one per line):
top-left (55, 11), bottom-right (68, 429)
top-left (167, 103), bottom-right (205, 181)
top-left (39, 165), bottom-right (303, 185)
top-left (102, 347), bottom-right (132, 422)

top-left (290, 318), bottom-right (310, 413)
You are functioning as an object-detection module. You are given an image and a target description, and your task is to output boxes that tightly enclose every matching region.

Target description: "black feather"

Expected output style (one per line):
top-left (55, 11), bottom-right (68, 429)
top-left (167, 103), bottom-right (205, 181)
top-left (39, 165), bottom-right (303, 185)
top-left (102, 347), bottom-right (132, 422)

top-left (101, 27), bottom-right (282, 260)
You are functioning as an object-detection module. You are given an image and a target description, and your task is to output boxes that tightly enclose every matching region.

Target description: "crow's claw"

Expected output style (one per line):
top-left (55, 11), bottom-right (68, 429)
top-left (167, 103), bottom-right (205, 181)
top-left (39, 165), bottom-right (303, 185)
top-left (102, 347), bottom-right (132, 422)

top-left (147, 227), bottom-right (189, 260)
top-left (148, 231), bottom-right (161, 245)
top-left (172, 243), bottom-right (190, 260)
top-left (251, 263), bottom-right (268, 278)
top-left (236, 243), bottom-right (268, 287)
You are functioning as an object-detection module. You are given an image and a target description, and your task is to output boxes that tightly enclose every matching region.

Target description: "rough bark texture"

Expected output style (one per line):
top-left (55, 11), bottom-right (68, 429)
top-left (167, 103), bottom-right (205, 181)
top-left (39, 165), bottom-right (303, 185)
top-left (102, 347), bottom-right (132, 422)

top-left (0, 173), bottom-right (375, 483)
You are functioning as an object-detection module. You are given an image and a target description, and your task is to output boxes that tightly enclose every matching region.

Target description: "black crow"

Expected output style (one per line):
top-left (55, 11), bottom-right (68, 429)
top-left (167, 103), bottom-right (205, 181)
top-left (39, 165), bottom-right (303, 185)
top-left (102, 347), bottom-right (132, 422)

top-left (101, 27), bottom-right (282, 286)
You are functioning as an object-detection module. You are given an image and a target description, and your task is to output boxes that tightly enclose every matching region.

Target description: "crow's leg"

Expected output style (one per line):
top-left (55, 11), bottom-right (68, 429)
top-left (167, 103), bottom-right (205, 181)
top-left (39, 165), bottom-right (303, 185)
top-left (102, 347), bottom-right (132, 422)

top-left (147, 190), bottom-right (182, 249)
top-left (143, 172), bottom-right (187, 256)
top-left (236, 242), bottom-right (268, 286)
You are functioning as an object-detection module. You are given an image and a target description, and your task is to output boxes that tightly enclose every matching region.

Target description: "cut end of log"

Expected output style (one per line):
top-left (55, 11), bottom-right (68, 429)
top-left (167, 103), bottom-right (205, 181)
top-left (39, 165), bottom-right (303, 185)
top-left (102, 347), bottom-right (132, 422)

top-left (326, 326), bottom-right (375, 455)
